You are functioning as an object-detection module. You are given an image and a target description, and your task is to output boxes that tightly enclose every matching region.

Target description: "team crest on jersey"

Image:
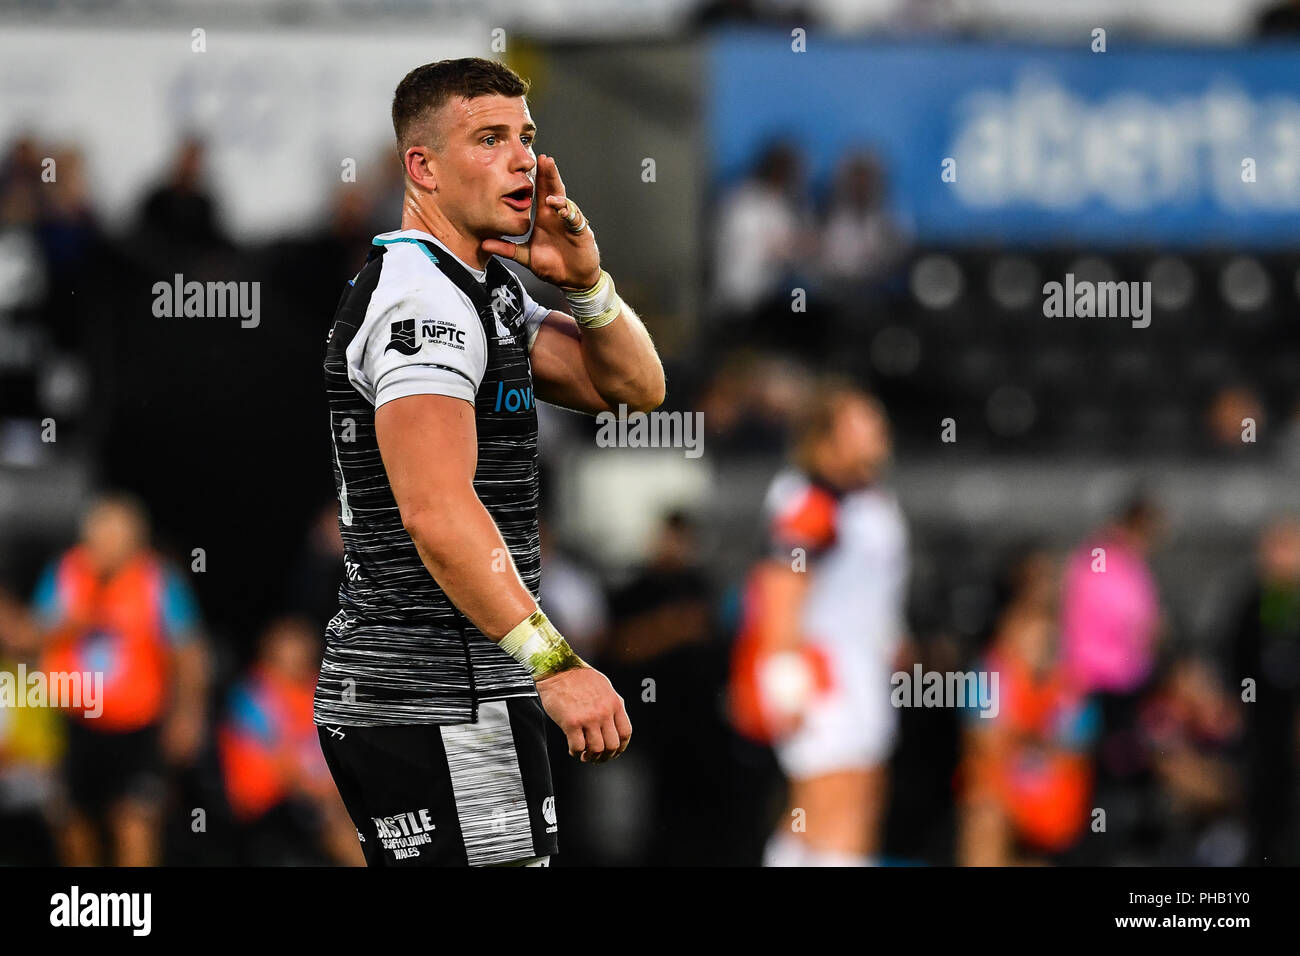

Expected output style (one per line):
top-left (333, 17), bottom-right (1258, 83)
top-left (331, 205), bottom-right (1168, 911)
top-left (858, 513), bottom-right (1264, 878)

top-left (489, 284), bottom-right (523, 343)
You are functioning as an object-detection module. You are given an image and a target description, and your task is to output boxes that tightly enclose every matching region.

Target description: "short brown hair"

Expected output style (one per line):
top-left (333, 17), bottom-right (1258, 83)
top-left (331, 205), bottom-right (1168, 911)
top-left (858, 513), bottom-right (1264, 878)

top-left (793, 377), bottom-right (881, 472)
top-left (392, 57), bottom-right (530, 155)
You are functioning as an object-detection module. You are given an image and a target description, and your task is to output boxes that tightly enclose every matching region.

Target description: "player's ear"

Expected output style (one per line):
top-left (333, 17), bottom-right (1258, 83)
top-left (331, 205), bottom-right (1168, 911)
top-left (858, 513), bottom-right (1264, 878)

top-left (404, 145), bottom-right (437, 192)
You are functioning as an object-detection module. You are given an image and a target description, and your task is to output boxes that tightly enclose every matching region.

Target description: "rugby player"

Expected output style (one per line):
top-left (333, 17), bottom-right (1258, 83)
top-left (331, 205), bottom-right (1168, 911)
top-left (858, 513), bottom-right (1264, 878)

top-left (729, 382), bottom-right (909, 866)
top-left (315, 58), bottom-right (664, 867)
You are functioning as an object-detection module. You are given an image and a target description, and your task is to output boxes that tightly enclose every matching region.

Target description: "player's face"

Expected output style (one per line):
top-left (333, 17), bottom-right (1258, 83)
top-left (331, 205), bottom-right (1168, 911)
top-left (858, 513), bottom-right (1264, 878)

top-left (435, 94), bottom-right (537, 238)
top-left (830, 398), bottom-right (891, 488)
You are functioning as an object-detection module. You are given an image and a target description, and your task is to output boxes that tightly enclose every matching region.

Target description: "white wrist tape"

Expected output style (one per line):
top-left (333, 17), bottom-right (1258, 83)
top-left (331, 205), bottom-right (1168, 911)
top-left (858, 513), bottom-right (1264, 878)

top-left (564, 270), bottom-right (623, 329)
top-left (499, 608), bottom-right (583, 679)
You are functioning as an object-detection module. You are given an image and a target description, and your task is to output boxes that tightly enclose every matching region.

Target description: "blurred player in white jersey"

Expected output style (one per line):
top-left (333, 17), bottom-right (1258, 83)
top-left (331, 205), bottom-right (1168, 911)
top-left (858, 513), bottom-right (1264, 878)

top-left (729, 380), bottom-right (908, 866)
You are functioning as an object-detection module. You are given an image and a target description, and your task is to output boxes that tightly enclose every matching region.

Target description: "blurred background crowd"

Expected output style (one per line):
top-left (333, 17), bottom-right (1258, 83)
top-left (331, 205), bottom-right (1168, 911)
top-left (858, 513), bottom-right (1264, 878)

top-left (2, 0), bottom-right (1300, 866)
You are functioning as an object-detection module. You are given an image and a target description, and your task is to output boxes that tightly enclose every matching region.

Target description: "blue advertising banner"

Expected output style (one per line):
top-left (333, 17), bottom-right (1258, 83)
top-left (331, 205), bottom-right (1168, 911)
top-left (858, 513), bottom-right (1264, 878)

top-left (708, 32), bottom-right (1300, 247)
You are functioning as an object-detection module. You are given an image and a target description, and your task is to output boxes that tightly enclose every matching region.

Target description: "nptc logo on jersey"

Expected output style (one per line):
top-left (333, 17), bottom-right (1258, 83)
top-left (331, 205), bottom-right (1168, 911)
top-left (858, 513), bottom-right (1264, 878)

top-left (386, 317), bottom-right (468, 354)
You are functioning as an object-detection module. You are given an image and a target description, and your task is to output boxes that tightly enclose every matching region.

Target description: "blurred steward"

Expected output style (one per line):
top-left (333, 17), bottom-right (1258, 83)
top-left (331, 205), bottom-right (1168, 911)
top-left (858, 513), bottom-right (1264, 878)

top-left (730, 379), bottom-right (908, 866)
top-left (0, 588), bottom-right (63, 864)
top-left (534, 513), bottom-right (610, 865)
top-left (1137, 655), bottom-right (1244, 864)
top-left (818, 150), bottom-right (909, 295)
top-left (134, 136), bottom-right (228, 252)
top-left (0, 135), bottom-right (43, 226)
top-left (958, 548), bottom-right (1099, 865)
top-left (1225, 515), bottom-right (1300, 864)
top-left (218, 617), bottom-right (361, 865)
top-left (32, 492), bottom-right (209, 866)
top-left (1203, 384), bottom-right (1265, 457)
top-left (594, 510), bottom-right (727, 865)
top-left (538, 515), bottom-right (608, 663)
top-left (711, 141), bottom-right (817, 321)
top-left (283, 499), bottom-right (347, 639)
top-left (696, 352), bottom-right (814, 458)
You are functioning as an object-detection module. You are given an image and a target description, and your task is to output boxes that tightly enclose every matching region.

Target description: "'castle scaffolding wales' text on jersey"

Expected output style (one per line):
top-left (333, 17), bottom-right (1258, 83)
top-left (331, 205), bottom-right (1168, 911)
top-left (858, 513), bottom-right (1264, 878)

top-left (315, 229), bottom-right (550, 726)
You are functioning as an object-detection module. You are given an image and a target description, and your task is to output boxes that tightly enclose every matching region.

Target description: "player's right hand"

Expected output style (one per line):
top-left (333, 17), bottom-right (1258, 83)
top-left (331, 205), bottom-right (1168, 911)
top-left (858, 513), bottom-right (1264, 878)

top-left (535, 665), bottom-right (631, 764)
top-left (480, 154), bottom-right (601, 292)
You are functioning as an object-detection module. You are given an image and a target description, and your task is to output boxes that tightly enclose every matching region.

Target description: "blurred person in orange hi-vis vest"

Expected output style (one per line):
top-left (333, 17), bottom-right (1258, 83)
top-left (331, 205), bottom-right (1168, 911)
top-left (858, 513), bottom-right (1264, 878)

top-left (218, 617), bottom-right (362, 865)
top-left (32, 493), bottom-right (209, 866)
top-left (958, 547), bottom-right (1100, 866)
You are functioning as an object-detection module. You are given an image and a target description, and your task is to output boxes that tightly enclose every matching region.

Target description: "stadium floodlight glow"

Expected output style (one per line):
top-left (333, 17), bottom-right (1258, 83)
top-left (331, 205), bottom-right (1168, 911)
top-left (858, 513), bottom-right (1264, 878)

top-left (1220, 256), bottom-right (1271, 312)
top-left (909, 254), bottom-right (963, 310)
top-left (988, 255), bottom-right (1039, 310)
top-left (1066, 255), bottom-right (1118, 287)
top-left (1146, 256), bottom-right (1195, 312)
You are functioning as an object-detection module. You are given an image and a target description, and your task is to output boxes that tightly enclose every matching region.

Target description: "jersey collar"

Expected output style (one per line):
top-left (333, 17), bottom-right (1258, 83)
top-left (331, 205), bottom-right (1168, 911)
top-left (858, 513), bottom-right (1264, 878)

top-left (372, 228), bottom-right (489, 283)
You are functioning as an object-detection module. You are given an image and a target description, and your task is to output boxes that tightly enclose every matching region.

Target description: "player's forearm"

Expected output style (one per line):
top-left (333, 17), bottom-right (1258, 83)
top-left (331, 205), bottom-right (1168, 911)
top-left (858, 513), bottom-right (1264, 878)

top-left (575, 300), bottom-right (665, 413)
top-left (403, 494), bottom-right (538, 640)
top-left (561, 271), bottom-right (664, 413)
top-left (753, 561), bottom-right (810, 652)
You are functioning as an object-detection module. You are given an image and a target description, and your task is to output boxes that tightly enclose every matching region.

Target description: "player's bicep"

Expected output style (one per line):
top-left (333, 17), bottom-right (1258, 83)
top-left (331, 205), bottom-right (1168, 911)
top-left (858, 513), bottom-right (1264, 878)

top-left (748, 559), bottom-right (813, 652)
top-left (374, 394), bottom-right (479, 523)
top-left (529, 311), bottom-right (613, 416)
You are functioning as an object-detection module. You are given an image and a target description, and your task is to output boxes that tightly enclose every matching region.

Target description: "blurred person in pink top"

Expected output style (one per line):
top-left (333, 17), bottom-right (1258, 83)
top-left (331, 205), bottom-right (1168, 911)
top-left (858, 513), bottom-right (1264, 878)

top-left (1061, 494), bottom-right (1168, 812)
top-left (1061, 495), bottom-right (1164, 696)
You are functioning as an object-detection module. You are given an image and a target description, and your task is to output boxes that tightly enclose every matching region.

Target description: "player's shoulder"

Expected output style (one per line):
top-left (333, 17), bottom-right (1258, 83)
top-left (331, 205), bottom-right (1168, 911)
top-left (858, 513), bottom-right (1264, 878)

top-left (764, 467), bottom-right (841, 546)
top-left (849, 480), bottom-right (905, 518)
top-left (366, 231), bottom-right (479, 322)
top-left (841, 481), bottom-right (908, 549)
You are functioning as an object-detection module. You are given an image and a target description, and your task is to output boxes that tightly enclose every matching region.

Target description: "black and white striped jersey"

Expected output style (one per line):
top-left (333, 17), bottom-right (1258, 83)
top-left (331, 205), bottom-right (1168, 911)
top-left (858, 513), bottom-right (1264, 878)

top-left (314, 228), bottom-right (551, 726)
